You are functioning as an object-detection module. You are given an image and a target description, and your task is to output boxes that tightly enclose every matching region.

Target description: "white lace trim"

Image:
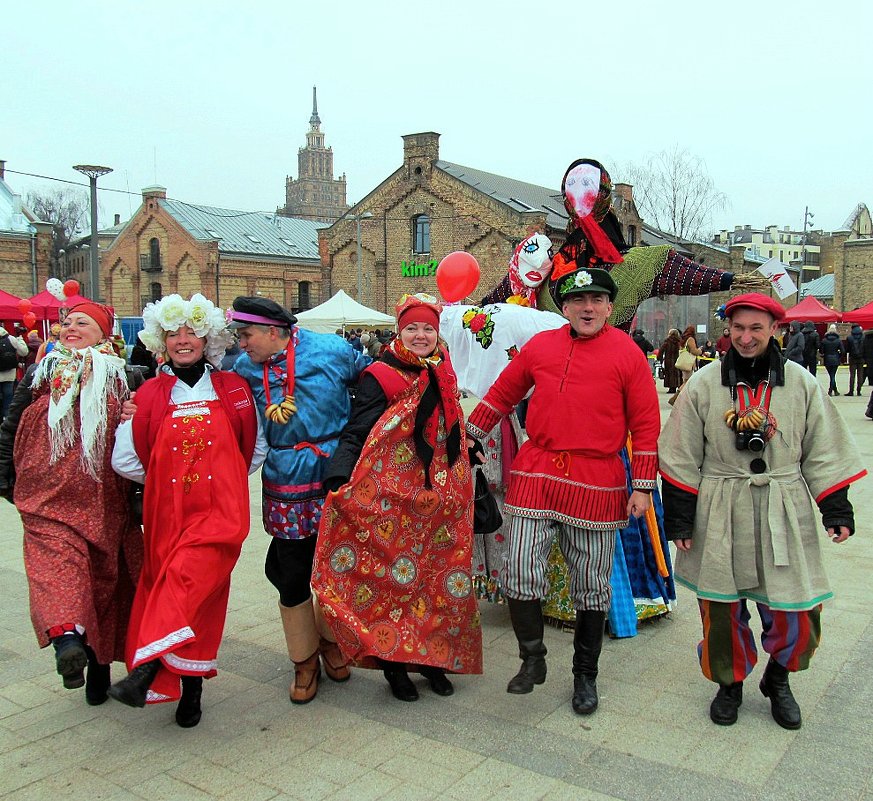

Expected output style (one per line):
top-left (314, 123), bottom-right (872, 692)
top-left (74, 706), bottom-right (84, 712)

top-left (164, 651), bottom-right (217, 672)
top-left (146, 689), bottom-right (173, 703)
top-left (133, 626), bottom-right (195, 665)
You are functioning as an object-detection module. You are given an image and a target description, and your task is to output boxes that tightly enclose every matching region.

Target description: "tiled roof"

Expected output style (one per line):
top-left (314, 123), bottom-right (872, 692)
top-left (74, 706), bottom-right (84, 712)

top-left (800, 273), bottom-right (834, 298)
top-left (159, 199), bottom-right (324, 260)
top-left (435, 161), bottom-right (569, 229)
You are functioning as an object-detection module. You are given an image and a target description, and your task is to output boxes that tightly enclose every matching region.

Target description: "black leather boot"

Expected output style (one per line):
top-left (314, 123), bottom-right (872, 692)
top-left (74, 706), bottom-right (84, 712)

top-left (419, 666), bottom-right (454, 697)
top-left (506, 598), bottom-right (547, 694)
top-left (380, 661), bottom-right (419, 702)
top-left (710, 682), bottom-right (743, 725)
top-left (176, 676), bottom-right (203, 728)
top-left (52, 633), bottom-right (88, 689)
top-left (759, 658), bottom-right (802, 729)
top-left (107, 660), bottom-right (160, 708)
top-left (84, 646), bottom-right (110, 706)
top-left (571, 610), bottom-right (605, 715)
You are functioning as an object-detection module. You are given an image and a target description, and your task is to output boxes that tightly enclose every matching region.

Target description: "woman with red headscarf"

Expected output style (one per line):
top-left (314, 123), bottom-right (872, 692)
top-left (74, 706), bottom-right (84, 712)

top-left (312, 293), bottom-right (482, 702)
top-left (0, 302), bottom-right (142, 704)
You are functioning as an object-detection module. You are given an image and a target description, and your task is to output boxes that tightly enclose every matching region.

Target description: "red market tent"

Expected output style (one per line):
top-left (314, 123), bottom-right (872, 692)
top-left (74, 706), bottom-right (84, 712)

top-left (841, 301), bottom-right (873, 328)
top-left (0, 289), bottom-right (23, 319)
top-left (27, 290), bottom-right (96, 322)
top-left (781, 295), bottom-right (841, 324)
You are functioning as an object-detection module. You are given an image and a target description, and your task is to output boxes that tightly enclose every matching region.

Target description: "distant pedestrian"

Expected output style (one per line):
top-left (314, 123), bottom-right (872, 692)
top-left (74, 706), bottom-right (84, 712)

top-left (783, 321), bottom-right (805, 365)
top-left (819, 324), bottom-right (844, 396)
top-left (801, 322), bottom-right (820, 375)
top-left (845, 324), bottom-right (865, 395)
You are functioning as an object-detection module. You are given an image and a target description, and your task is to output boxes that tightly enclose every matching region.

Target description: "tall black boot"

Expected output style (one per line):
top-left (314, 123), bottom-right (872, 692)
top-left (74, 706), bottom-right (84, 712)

top-left (759, 658), bottom-right (802, 729)
top-left (83, 645), bottom-right (111, 706)
top-left (51, 633), bottom-right (87, 689)
top-left (506, 598), bottom-right (547, 694)
top-left (107, 660), bottom-right (160, 708)
top-left (571, 610), bottom-right (606, 715)
top-left (176, 676), bottom-right (203, 728)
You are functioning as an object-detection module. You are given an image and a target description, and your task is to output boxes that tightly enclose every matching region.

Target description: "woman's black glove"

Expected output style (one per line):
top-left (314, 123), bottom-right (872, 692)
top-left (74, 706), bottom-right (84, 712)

top-left (467, 436), bottom-right (485, 465)
top-left (322, 475), bottom-right (348, 494)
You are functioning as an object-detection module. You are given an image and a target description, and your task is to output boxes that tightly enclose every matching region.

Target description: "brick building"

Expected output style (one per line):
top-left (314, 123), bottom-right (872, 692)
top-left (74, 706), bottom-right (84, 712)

top-left (102, 186), bottom-right (324, 317)
top-left (278, 88), bottom-right (348, 223)
top-left (0, 162), bottom-right (53, 298)
top-left (817, 203), bottom-right (873, 311)
top-left (319, 133), bottom-right (646, 313)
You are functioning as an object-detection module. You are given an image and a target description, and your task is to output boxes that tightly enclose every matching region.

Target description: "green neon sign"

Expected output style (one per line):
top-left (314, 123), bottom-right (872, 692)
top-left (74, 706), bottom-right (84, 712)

top-left (401, 259), bottom-right (437, 277)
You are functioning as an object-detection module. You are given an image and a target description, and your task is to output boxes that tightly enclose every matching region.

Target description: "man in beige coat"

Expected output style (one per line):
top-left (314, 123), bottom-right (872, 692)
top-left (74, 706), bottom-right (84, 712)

top-left (658, 293), bottom-right (865, 729)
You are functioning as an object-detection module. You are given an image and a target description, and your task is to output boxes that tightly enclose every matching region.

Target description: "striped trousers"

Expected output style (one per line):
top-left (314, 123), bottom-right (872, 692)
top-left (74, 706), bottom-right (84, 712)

top-left (501, 515), bottom-right (616, 612)
top-left (697, 599), bottom-right (822, 686)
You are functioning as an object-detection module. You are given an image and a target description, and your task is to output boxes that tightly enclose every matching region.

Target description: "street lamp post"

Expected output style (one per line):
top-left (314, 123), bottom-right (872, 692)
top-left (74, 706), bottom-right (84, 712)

top-left (351, 211), bottom-right (373, 302)
top-left (73, 164), bottom-right (113, 301)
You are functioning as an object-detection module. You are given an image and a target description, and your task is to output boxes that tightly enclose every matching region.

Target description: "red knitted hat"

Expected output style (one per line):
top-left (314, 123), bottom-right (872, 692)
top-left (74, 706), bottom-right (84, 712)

top-left (724, 293), bottom-right (785, 323)
top-left (67, 302), bottom-right (113, 337)
top-left (396, 293), bottom-right (442, 331)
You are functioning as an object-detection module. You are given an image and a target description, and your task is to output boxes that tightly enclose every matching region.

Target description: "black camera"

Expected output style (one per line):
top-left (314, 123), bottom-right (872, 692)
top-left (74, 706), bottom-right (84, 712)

top-left (735, 430), bottom-right (766, 452)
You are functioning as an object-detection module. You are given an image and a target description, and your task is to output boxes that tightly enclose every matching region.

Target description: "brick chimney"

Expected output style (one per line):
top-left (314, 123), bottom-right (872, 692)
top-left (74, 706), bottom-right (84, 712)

top-left (402, 133), bottom-right (440, 181)
top-left (0, 160), bottom-right (5, 180)
top-left (114, 213), bottom-right (121, 225)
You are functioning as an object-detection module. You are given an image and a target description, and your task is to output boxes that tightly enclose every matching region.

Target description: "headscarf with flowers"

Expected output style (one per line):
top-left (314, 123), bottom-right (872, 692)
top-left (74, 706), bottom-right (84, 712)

top-left (138, 293), bottom-right (234, 367)
top-left (31, 340), bottom-right (129, 479)
top-left (384, 334), bottom-right (462, 488)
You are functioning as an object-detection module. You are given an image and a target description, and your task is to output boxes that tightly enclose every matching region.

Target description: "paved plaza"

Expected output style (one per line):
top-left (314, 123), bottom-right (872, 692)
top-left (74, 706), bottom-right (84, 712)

top-left (1, 374), bottom-right (871, 801)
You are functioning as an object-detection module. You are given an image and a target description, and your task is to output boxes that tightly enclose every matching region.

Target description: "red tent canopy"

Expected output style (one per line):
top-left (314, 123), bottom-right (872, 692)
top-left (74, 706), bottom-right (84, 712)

top-left (27, 290), bottom-right (103, 322)
top-left (0, 289), bottom-right (23, 318)
top-left (841, 301), bottom-right (873, 328)
top-left (781, 295), bottom-right (841, 324)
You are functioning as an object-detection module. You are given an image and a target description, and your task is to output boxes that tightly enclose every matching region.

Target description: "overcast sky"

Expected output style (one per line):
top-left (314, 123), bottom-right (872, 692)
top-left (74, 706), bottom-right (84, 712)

top-left (5, 0), bottom-right (871, 237)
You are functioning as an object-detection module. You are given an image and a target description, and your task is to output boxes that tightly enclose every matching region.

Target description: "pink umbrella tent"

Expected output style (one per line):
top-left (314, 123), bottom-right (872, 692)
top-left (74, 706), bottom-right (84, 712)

top-left (781, 295), bottom-right (841, 324)
top-left (841, 301), bottom-right (873, 328)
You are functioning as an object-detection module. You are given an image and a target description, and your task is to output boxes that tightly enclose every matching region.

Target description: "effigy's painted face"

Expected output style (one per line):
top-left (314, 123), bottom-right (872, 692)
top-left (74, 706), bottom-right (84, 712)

top-left (511, 233), bottom-right (554, 289)
top-left (563, 163), bottom-right (601, 220)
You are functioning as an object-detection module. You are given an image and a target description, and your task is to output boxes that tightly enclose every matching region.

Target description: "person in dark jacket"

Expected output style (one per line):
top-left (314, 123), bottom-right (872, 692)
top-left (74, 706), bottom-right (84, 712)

top-left (631, 329), bottom-right (654, 356)
top-left (801, 321), bottom-right (820, 375)
top-left (658, 329), bottom-right (682, 393)
top-left (819, 324), bottom-right (844, 396)
top-left (845, 324), bottom-right (865, 395)
top-left (863, 328), bottom-right (873, 419)
top-left (783, 321), bottom-right (805, 365)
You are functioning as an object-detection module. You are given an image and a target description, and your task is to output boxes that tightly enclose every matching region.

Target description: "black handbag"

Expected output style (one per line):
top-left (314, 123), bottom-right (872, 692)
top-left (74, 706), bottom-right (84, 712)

top-left (473, 468), bottom-right (502, 534)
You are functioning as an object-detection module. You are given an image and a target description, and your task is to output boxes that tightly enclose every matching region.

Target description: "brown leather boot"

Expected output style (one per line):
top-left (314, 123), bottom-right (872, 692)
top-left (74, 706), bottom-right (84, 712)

top-left (313, 598), bottom-right (350, 682)
top-left (279, 601), bottom-right (321, 704)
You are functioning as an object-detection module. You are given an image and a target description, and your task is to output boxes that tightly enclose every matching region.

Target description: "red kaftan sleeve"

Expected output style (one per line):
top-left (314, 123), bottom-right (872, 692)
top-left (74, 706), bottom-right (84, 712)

top-left (466, 345), bottom-right (534, 438)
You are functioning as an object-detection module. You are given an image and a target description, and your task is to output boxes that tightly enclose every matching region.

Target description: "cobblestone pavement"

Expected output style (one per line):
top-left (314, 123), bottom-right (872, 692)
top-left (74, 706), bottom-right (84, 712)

top-left (1, 375), bottom-right (871, 800)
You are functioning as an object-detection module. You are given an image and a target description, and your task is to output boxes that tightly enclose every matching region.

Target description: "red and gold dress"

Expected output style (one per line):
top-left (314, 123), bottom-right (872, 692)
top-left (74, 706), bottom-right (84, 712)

top-left (127, 397), bottom-right (250, 703)
top-left (312, 357), bottom-right (482, 675)
top-left (15, 388), bottom-right (141, 664)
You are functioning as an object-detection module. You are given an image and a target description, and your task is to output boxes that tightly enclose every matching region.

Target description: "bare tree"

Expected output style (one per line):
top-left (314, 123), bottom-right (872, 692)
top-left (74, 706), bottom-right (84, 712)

top-left (618, 146), bottom-right (728, 242)
top-left (26, 187), bottom-right (89, 265)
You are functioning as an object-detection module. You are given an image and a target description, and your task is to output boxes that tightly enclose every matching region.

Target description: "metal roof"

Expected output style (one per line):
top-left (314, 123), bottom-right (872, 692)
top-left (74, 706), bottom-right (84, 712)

top-left (435, 161), bottom-right (569, 229)
top-left (159, 199), bottom-right (324, 260)
top-left (800, 273), bottom-right (834, 298)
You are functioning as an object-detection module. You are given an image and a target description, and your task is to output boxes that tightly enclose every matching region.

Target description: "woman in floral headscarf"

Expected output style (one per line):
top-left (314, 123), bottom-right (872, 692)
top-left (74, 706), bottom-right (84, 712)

top-left (109, 294), bottom-right (266, 727)
top-left (0, 302), bottom-right (142, 704)
top-left (312, 294), bottom-right (482, 702)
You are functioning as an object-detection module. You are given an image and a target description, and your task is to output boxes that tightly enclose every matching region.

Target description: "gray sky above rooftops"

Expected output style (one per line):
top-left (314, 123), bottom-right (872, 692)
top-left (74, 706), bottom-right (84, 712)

top-left (4, 0), bottom-right (871, 239)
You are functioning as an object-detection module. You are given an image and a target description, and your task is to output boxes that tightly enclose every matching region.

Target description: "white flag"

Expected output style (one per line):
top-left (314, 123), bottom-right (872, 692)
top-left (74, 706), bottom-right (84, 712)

top-left (757, 258), bottom-right (798, 300)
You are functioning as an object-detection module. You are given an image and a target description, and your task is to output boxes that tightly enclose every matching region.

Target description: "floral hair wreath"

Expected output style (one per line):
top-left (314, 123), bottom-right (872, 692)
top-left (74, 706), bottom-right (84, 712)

top-left (138, 293), bottom-right (234, 367)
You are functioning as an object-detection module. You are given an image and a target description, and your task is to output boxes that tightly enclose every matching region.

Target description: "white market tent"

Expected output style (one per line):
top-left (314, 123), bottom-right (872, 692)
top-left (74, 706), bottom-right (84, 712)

top-left (295, 289), bottom-right (396, 334)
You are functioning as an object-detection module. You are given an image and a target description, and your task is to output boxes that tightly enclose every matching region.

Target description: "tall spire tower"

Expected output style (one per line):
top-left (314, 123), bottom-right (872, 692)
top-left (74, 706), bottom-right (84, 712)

top-left (279, 87), bottom-right (348, 222)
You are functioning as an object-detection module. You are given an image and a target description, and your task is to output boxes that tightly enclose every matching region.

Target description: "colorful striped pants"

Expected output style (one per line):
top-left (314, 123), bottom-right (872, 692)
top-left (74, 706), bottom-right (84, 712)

top-left (697, 599), bottom-right (822, 685)
top-left (501, 515), bottom-right (616, 611)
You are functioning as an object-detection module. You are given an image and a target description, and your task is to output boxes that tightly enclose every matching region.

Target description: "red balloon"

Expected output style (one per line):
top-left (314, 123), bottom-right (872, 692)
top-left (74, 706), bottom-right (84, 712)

top-left (63, 280), bottom-right (80, 298)
top-left (23, 312), bottom-right (37, 329)
top-left (435, 252), bottom-right (480, 303)
top-left (18, 298), bottom-right (31, 314)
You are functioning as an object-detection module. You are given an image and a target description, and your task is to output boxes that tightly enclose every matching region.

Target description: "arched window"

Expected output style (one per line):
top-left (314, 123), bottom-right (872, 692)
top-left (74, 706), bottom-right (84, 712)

top-left (299, 281), bottom-right (311, 310)
top-left (627, 225), bottom-right (637, 246)
top-left (149, 237), bottom-right (161, 270)
top-left (412, 214), bottom-right (430, 254)
top-left (150, 281), bottom-right (162, 302)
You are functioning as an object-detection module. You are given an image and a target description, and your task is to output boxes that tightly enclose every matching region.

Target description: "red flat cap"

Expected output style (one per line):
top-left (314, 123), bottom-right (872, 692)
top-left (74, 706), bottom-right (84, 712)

top-left (724, 293), bottom-right (786, 322)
